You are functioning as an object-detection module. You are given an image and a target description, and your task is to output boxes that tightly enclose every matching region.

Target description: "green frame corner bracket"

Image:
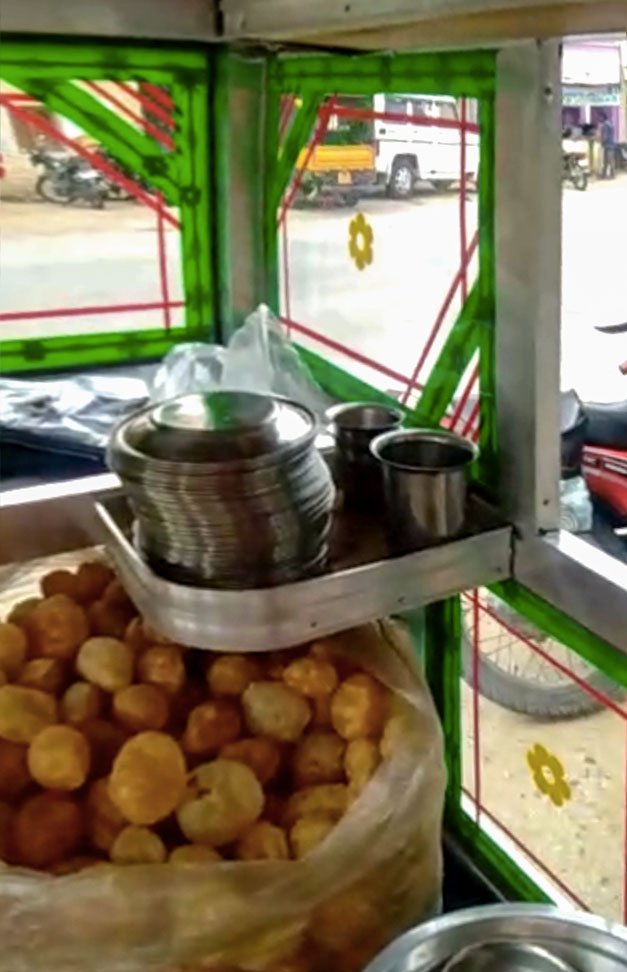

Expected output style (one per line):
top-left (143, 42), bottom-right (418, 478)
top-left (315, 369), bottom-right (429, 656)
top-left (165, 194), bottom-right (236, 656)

top-left (0, 38), bottom-right (212, 373)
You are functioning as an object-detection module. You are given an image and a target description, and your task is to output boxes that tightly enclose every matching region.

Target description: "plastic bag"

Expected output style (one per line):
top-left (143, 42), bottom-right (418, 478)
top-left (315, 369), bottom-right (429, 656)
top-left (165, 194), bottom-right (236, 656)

top-left (0, 373), bottom-right (149, 458)
top-left (151, 305), bottom-right (332, 418)
top-left (0, 615), bottom-right (445, 972)
top-left (559, 475), bottom-right (593, 534)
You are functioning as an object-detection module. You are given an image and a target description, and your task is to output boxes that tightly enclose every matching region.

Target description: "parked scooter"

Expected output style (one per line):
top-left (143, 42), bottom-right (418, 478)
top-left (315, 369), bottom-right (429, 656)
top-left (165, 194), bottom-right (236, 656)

top-left (30, 148), bottom-right (107, 208)
top-left (562, 151), bottom-right (588, 191)
top-left (463, 331), bottom-right (627, 719)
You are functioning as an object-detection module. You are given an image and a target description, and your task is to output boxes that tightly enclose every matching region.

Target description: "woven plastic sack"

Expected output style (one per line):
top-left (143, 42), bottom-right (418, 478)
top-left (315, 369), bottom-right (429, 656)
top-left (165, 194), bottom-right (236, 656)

top-left (0, 620), bottom-right (445, 972)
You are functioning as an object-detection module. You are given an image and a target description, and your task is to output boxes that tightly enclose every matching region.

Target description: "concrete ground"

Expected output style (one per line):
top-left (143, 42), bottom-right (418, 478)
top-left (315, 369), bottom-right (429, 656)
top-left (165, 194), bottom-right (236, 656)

top-left (462, 670), bottom-right (627, 922)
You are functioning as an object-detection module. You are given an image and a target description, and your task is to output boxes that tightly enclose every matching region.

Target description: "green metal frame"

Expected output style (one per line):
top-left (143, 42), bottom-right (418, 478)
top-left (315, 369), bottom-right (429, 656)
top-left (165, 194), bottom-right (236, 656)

top-left (0, 39), bottom-right (213, 373)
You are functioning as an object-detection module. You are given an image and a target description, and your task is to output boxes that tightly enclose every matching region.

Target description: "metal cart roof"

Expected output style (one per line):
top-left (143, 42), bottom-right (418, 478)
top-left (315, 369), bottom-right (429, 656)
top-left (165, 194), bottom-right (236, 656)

top-left (2, 0), bottom-right (624, 45)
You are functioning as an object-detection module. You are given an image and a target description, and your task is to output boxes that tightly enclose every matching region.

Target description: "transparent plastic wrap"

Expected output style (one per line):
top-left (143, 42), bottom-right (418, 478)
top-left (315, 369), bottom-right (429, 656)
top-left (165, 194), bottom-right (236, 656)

top-left (0, 553), bottom-right (445, 972)
top-left (0, 374), bottom-right (149, 458)
top-left (151, 305), bottom-right (331, 418)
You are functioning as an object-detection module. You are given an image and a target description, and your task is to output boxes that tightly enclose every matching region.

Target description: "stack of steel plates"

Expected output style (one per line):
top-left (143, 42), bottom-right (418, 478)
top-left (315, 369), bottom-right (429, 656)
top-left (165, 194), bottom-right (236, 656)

top-left (107, 391), bottom-right (335, 589)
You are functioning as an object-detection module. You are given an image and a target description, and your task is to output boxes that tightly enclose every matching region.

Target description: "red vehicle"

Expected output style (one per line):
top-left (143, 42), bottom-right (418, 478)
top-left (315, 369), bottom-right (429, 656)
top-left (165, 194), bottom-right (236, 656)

top-left (563, 323), bottom-right (627, 561)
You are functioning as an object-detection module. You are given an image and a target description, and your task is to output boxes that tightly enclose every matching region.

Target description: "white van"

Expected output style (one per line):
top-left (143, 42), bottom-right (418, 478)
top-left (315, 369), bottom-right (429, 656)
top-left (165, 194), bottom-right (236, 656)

top-left (372, 93), bottom-right (480, 198)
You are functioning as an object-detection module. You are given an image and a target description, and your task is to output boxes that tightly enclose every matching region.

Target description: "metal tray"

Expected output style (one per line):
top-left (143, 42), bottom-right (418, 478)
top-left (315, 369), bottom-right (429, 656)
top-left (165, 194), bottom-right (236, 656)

top-left (95, 491), bottom-right (512, 650)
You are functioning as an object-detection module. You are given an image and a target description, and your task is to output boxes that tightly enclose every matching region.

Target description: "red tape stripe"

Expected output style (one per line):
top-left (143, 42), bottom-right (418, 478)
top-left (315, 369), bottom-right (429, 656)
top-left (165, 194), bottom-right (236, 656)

top-left (85, 81), bottom-right (174, 150)
top-left (461, 787), bottom-right (590, 911)
top-left (449, 363), bottom-right (479, 432)
top-left (400, 231), bottom-right (478, 405)
top-left (280, 315), bottom-right (423, 391)
top-left (156, 193), bottom-right (172, 331)
top-left (139, 82), bottom-right (174, 111)
top-left (331, 104), bottom-right (480, 134)
top-left (477, 598), bottom-right (627, 720)
top-left (115, 81), bottom-right (176, 131)
top-left (0, 300), bottom-right (184, 323)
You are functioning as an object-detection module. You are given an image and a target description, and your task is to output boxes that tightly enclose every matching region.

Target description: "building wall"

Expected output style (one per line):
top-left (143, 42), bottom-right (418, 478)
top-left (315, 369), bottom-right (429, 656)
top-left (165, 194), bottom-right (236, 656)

top-left (562, 38), bottom-right (625, 142)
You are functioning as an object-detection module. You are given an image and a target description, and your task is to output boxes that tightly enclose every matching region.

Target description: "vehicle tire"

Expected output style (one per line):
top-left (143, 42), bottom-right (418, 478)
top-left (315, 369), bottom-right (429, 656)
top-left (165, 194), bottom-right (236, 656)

top-left (106, 184), bottom-right (134, 202)
top-left (570, 165), bottom-right (588, 191)
top-left (91, 192), bottom-right (106, 210)
top-left (341, 190), bottom-right (358, 207)
top-left (591, 505), bottom-right (627, 562)
top-left (461, 600), bottom-right (621, 719)
top-left (388, 160), bottom-right (415, 200)
top-left (36, 174), bottom-right (66, 204)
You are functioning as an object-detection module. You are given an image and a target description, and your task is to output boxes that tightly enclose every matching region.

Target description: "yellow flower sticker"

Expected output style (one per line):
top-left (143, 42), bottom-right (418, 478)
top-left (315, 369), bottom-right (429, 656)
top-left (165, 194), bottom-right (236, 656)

top-left (348, 212), bottom-right (374, 271)
top-left (527, 743), bottom-right (572, 808)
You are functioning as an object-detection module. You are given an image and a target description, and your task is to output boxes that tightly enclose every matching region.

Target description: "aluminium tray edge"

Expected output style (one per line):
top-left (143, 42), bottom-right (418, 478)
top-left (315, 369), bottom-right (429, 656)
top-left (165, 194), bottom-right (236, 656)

top-left (96, 496), bottom-right (513, 650)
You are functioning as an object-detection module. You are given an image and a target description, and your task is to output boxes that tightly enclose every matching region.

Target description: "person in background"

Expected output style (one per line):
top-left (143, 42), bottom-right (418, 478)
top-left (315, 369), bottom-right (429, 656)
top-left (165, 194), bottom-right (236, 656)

top-left (598, 111), bottom-right (616, 180)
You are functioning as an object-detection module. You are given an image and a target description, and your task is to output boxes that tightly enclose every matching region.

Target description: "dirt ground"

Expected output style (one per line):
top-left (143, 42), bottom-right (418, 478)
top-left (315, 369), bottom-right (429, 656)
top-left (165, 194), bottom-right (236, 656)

top-left (463, 689), bottom-right (626, 921)
top-left (460, 608), bottom-right (627, 924)
top-left (1, 197), bottom-right (162, 236)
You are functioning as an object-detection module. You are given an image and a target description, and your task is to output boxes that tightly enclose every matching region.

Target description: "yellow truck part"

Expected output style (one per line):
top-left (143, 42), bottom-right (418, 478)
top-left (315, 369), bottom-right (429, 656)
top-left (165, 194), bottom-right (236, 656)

top-left (296, 143), bottom-right (374, 173)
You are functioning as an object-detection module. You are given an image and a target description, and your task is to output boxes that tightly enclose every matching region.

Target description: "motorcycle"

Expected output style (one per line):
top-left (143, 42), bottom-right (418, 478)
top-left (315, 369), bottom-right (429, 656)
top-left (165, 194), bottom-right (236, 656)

top-left (30, 149), bottom-right (107, 208)
top-left (463, 327), bottom-right (627, 719)
top-left (562, 150), bottom-right (588, 191)
top-left (97, 148), bottom-right (153, 201)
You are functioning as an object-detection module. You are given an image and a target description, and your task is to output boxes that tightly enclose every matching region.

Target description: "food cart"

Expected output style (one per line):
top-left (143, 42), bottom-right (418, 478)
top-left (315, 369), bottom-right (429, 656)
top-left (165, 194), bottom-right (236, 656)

top-left (1, 1), bottom-right (627, 969)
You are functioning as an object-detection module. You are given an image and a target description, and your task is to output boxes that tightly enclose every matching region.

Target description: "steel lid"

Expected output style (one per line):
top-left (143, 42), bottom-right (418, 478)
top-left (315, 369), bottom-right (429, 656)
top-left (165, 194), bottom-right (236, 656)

top-left (364, 905), bottom-right (627, 972)
top-left (109, 391), bottom-right (316, 469)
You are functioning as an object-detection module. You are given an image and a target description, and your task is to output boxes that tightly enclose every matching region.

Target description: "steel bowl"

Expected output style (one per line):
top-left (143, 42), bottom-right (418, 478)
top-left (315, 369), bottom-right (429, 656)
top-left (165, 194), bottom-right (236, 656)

top-left (443, 940), bottom-right (579, 971)
top-left (364, 904), bottom-right (627, 972)
top-left (370, 428), bottom-right (478, 547)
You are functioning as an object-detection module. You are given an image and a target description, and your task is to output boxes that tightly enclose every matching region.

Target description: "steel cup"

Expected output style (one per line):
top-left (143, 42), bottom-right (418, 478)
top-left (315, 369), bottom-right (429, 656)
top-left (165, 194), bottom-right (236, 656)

top-left (326, 402), bottom-right (404, 510)
top-left (370, 428), bottom-right (478, 548)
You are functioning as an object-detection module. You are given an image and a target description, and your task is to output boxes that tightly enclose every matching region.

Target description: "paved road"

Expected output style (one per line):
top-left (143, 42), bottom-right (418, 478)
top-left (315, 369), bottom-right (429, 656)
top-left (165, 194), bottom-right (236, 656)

top-left (283, 179), bottom-right (627, 403)
top-left (1, 204), bottom-right (184, 339)
top-left (283, 190), bottom-right (476, 402)
top-left (2, 179), bottom-right (626, 402)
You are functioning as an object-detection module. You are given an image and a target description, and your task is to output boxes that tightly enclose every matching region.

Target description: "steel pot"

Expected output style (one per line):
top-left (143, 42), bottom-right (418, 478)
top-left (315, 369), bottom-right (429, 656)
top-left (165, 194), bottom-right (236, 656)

top-left (364, 904), bottom-right (627, 972)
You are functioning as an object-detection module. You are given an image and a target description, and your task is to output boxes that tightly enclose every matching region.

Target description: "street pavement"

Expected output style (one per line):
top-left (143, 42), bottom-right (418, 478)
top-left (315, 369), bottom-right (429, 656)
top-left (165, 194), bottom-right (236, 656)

top-left (0, 202), bottom-right (184, 339)
top-left (2, 178), bottom-right (626, 403)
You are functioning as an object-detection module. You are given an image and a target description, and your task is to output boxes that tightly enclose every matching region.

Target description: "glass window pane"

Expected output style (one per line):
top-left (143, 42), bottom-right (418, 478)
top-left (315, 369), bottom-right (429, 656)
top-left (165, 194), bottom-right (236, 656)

top-left (279, 92), bottom-right (482, 435)
top-left (461, 589), bottom-right (627, 920)
top-left (0, 77), bottom-right (186, 345)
